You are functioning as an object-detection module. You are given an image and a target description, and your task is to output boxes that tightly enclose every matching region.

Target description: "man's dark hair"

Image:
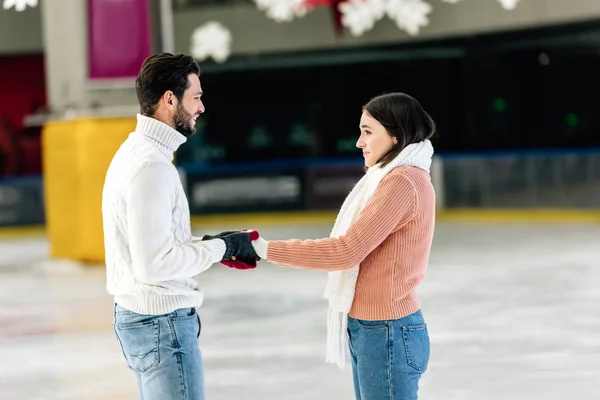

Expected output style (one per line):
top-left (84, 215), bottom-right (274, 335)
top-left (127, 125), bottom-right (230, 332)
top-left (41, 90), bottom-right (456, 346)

top-left (135, 53), bottom-right (201, 116)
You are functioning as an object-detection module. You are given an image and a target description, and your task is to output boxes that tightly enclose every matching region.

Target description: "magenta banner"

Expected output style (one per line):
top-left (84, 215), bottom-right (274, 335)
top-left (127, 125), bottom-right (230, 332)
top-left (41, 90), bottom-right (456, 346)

top-left (88, 0), bottom-right (152, 80)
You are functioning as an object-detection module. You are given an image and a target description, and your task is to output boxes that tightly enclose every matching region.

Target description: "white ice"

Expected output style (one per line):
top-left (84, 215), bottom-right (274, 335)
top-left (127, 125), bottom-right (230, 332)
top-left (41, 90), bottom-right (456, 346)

top-left (0, 221), bottom-right (599, 399)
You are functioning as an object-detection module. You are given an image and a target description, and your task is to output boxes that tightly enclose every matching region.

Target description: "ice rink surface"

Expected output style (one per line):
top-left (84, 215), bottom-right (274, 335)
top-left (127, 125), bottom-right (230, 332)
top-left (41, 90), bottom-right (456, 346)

top-left (0, 221), bottom-right (599, 399)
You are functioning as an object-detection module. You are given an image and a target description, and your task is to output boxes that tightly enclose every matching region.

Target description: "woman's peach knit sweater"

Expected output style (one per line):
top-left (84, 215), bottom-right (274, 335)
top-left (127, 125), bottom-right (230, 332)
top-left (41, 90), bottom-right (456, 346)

top-left (267, 166), bottom-right (435, 320)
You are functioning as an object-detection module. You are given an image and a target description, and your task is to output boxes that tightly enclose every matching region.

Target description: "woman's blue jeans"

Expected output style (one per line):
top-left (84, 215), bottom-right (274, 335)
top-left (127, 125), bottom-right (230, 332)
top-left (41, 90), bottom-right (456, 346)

top-left (348, 309), bottom-right (430, 400)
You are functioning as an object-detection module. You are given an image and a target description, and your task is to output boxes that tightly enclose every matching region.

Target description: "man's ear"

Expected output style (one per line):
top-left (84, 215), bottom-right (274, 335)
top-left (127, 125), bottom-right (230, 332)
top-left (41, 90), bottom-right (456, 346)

top-left (162, 90), bottom-right (176, 111)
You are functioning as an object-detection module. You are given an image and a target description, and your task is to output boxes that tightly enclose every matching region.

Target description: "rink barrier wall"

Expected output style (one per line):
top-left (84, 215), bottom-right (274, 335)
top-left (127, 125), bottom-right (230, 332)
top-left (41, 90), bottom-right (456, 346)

top-left (180, 147), bottom-right (600, 212)
top-left (0, 176), bottom-right (45, 227)
top-left (438, 148), bottom-right (600, 209)
top-left (191, 209), bottom-right (600, 225)
top-left (2, 209), bottom-right (600, 242)
top-left (4, 133), bottom-right (600, 262)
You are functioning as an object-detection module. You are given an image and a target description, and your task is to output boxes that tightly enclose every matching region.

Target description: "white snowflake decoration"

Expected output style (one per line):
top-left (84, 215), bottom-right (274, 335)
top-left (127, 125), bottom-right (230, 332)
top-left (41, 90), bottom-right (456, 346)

top-left (190, 21), bottom-right (232, 64)
top-left (254, 0), bottom-right (310, 22)
top-left (385, 0), bottom-right (433, 36)
top-left (440, 0), bottom-right (521, 10)
top-left (340, 0), bottom-right (522, 36)
top-left (3, 0), bottom-right (38, 12)
top-left (339, 0), bottom-right (386, 36)
top-left (498, 0), bottom-right (520, 10)
top-left (253, 0), bottom-right (524, 36)
top-left (340, 0), bottom-right (432, 37)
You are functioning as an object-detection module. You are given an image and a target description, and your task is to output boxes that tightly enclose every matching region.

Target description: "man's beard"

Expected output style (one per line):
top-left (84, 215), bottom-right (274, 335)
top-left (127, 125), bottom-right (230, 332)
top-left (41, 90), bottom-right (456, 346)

top-left (173, 103), bottom-right (196, 137)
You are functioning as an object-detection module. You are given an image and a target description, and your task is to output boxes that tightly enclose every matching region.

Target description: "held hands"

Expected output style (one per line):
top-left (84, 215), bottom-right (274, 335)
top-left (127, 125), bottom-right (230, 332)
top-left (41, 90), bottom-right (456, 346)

top-left (202, 230), bottom-right (261, 270)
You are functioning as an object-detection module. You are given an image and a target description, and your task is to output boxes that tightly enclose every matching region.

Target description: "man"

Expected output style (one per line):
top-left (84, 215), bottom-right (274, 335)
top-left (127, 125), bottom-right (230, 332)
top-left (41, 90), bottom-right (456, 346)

top-left (102, 53), bottom-right (259, 400)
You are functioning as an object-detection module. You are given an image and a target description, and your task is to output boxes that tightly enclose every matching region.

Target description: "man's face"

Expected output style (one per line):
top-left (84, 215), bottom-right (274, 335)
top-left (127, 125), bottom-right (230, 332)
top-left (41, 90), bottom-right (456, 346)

top-left (173, 74), bottom-right (204, 137)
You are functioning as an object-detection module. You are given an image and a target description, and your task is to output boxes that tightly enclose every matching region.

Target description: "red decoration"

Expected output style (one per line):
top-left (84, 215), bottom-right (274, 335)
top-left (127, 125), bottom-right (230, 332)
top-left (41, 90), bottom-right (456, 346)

top-left (304, 0), bottom-right (345, 35)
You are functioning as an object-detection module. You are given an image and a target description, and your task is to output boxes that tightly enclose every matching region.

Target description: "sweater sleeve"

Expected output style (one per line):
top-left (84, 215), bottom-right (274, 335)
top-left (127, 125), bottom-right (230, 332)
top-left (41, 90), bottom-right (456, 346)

top-left (126, 162), bottom-right (226, 284)
top-left (267, 170), bottom-right (417, 271)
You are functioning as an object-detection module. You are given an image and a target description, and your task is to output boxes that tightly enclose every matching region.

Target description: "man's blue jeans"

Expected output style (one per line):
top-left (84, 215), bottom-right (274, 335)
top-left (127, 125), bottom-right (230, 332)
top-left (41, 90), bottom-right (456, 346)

top-left (113, 304), bottom-right (204, 400)
top-left (348, 309), bottom-right (430, 400)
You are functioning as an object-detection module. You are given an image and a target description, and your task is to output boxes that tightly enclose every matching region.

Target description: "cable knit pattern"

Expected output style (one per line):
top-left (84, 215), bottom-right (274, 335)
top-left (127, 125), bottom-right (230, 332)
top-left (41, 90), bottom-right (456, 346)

top-left (102, 114), bottom-right (226, 315)
top-left (267, 140), bottom-right (436, 369)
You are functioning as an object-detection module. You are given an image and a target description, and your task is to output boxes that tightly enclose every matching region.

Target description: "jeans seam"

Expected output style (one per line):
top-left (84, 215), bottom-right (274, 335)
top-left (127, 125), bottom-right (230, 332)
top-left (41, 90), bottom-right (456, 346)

top-left (168, 317), bottom-right (189, 399)
top-left (403, 327), bottom-right (415, 371)
top-left (388, 323), bottom-right (394, 400)
top-left (347, 328), bottom-right (356, 357)
top-left (113, 306), bottom-right (128, 362)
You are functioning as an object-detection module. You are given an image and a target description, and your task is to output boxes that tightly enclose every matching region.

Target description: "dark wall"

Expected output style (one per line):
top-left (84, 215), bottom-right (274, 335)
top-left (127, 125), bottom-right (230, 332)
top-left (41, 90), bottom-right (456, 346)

top-left (176, 22), bottom-right (600, 166)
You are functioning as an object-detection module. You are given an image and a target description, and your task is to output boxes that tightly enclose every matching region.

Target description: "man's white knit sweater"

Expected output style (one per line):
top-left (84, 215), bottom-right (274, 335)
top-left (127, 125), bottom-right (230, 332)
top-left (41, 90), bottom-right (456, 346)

top-left (102, 114), bottom-right (226, 315)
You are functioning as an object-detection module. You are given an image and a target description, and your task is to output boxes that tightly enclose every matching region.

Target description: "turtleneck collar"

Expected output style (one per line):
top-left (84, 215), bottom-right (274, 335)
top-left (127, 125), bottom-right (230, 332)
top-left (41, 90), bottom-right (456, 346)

top-left (134, 114), bottom-right (187, 157)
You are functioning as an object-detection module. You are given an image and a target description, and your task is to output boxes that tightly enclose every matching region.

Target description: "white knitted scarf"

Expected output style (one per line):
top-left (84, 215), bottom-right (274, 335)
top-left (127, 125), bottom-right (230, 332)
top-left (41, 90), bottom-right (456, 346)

top-left (323, 139), bottom-right (434, 369)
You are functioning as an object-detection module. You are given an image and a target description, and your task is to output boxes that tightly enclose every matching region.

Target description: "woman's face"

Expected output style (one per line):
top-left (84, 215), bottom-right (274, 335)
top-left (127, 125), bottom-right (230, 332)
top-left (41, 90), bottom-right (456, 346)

top-left (356, 111), bottom-right (398, 168)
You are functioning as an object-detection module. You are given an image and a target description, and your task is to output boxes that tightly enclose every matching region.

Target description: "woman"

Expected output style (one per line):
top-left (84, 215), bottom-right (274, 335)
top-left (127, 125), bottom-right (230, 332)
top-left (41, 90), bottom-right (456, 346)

top-left (232, 92), bottom-right (435, 399)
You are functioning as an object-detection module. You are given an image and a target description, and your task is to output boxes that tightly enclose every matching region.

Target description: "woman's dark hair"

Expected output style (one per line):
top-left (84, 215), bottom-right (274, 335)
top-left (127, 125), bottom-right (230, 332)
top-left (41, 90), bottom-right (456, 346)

top-left (363, 92), bottom-right (436, 168)
top-left (135, 53), bottom-right (201, 116)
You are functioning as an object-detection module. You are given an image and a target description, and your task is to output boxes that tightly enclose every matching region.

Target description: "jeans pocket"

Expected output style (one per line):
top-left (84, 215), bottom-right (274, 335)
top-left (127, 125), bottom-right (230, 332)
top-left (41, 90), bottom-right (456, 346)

top-left (355, 318), bottom-right (389, 330)
top-left (115, 319), bottom-right (160, 373)
top-left (170, 308), bottom-right (198, 322)
top-left (401, 324), bottom-right (430, 373)
top-left (196, 314), bottom-right (201, 339)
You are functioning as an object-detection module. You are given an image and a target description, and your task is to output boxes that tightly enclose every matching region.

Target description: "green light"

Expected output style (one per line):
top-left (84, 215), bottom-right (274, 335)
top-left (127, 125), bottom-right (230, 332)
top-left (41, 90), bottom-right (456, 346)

top-left (565, 113), bottom-right (579, 127)
top-left (248, 126), bottom-right (273, 149)
top-left (492, 98), bottom-right (507, 112)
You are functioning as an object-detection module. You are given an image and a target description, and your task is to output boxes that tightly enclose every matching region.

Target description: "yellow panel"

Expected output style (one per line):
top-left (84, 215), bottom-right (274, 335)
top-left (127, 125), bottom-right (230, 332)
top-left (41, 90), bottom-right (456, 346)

top-left (42, 120), bottom-right (81, 259)
top-left (78, 118), bottom-right (134, 262)
top-left (42, 117), bottom-right (135, 263)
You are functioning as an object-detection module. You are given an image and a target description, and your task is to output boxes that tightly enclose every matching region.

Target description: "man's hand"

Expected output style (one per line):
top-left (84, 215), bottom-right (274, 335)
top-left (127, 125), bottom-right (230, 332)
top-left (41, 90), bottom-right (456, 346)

top-left (202, 230), bottom-right (260, 270)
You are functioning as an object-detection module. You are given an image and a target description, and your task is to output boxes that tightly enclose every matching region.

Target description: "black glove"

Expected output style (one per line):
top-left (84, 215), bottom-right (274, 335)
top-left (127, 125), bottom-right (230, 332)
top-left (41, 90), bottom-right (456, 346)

top-left (202, 231), bottom-right (238, 241)
top-left (202, 230), bottom-right (260, 269)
